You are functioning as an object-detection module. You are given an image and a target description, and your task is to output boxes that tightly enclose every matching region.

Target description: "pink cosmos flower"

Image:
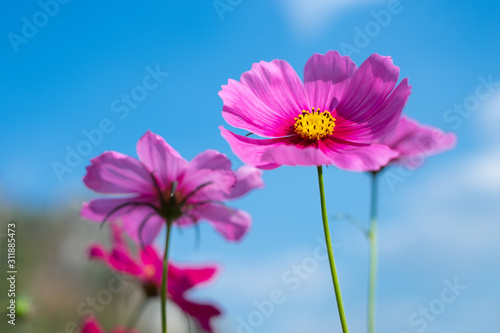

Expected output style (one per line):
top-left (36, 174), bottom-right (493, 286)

top-left (376, 115), bottom-right (457, 170)
top-left (81, 130), bottom-right (264, 245)
top-left (81, 317), bottom-right (137, 333)
top-left (89, 223), bottom-right (222, 332)
top-left (219, 51), bottom-right (411, 171)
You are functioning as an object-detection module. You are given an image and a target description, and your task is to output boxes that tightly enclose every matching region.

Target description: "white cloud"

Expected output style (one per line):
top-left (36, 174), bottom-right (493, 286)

top-left (277, 0), bottom-right (385, 37)
top-left (480, 91), bottom-right (500, 141)
top-left (467, 153), bottom-right (500, 192)
top-left (378, 149), bottom-right (500, 262)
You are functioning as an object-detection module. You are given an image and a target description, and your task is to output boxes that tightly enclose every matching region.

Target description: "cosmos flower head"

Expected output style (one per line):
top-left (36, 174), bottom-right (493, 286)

top-left (89, 222), bottom-right (222, 332)
top-left (81, 130), bottom-right (264, 245)
top-left (219, 51), bottom-right (412, 171)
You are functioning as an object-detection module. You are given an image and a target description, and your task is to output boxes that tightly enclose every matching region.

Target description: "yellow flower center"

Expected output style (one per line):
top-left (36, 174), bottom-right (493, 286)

top-left (294, 108), bottom-right (336, 140)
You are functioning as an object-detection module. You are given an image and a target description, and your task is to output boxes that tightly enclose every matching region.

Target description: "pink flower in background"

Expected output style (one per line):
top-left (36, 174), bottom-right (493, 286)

top-left (81, 130), bottom-right (264, 245)
top-left (81, 317), bottom-right (137, 333)
top-left (89, 223), bottom-right (222, 332)
top-left (376, 115), bottom-right (457, 170)
top-left (219, 51), bottom-right (411, 171)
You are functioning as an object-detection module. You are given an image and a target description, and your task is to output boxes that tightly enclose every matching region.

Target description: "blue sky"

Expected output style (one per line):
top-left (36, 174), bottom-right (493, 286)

top-left (1, 0), bottom-right (500, 332)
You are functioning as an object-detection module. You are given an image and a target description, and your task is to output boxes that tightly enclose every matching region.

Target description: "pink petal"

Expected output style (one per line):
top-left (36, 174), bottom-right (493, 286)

top-left (303, 51), bottom-right (357, 112)
top-left (88, 244), bottom-right (108, 261)
top-left (240, 60), bottom-right (309, 118)
top-left (320, 139), bottom-right (400, 171)
top-left (195, 204), bottom-right (251, 241)
top-left (140, 246), bottom-right (162, 268)
top-left (164, 262), bottom-right (222, 332)
top-left (328, 113), bottom-right (371, 142)
top-left (169, 262), bottom-right (218, 295)
top-left (220, 60), bottom-right (309, 137)
top-left (260, 138), bottom-right (399, 171)
top-left (110, 223), bottom-right (134, 255)
top-left (362, 78), bottom-right (412, 140)
top-left (81, 196), bottom-right (156, 222)
top-left (261, 143), bottom-right (334, 167)
top-left (220, 126), bottom-right (292, 170)
top-left (173, 214), bottom-right (197, 227)
top-left (221, 83), bottom-right (293, 137)
top-left (170, 295), bottom-right (221, 333)
top-left (136, 130), bottom-right (189, 189)
top-left (381, 116), bottom-right (457, 168)
top-left (189, 150), bottom-right (232, 171)
top-left (121, 207), bottom-right (164, 246)
top-left (108, 222), bottom-right (138, 261)
top-left (334, 78), bottom-right (411, 143)
top-left (225, 166), bottom-right (264, 199)
top-left (140, 246), bottom-right (163, 285)
top-left (109, 248), bottom-right (143, 276)
top-left (333, 78), bottom-right (410, 143)
top-left (83, 151), bottom-right (154, 195)
top-left (81, 317), bottom-right (105, 333)
top-left (336, 54), bottom-right (401, 123)
top-left (178, 168), bottom-right (236, 203)
top-left (222, 124), bottom-right (399, 171)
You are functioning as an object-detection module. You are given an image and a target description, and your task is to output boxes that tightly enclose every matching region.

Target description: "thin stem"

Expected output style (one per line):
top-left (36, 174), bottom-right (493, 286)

top-left (161, 222), bottom-right (173, 333)
top-left (368, 171), bottom-right (378, 333)
top-left (126, 297), bottom-right (147, 329)
top-left (330, 212), bottom-right (369, 237)
top-left (316, 166), bottom-right (350, 333)
top-left (183, 309), bottom-right (194, 333)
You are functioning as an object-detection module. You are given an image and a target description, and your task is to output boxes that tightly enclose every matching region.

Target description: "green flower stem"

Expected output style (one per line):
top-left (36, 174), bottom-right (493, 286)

top-left (368, 171), bottom-right (379, 333)
top-left (161, 222), bottom-right (173, 333)
top-left (316, 166), bottom-right (350, 333)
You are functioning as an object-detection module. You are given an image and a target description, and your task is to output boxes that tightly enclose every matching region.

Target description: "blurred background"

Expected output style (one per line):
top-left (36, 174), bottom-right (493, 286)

top-left (1, 0), bottom-right (500, 332)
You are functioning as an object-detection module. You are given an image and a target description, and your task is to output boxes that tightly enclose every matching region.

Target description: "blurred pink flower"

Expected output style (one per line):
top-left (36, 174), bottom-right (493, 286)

top-left (81, 317), bottom-right (137, 333)
top-left (377, 115), bottom-right (457, 170)
top-left (89, 223), bottom-right (222, 332)
top-left (81, 130), bottom-right (264, 244)
top-left (219, 51), bottom-right (411, 171)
